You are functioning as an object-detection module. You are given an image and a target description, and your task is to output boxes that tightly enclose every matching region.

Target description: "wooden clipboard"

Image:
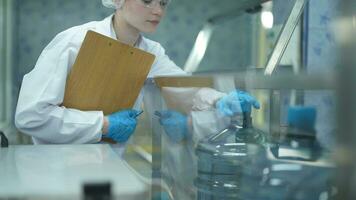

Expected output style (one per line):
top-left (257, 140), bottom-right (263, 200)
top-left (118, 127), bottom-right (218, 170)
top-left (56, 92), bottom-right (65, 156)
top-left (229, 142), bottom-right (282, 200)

top-left (154, 76), bottom-right (214, 88)
top-left (63, 31), bottom-right (155, 115)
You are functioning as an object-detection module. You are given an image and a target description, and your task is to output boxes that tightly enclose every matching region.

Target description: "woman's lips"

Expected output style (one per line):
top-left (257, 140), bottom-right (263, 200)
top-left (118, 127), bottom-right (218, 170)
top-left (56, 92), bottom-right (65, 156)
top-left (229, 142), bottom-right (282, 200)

top-left (147, 20), bottom-right (160, 26)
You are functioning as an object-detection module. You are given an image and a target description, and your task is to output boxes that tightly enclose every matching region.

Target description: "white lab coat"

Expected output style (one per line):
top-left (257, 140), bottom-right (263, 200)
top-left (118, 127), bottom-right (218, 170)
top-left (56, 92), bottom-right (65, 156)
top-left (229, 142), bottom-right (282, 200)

top-left (15, 14), bottom-right (186, 144)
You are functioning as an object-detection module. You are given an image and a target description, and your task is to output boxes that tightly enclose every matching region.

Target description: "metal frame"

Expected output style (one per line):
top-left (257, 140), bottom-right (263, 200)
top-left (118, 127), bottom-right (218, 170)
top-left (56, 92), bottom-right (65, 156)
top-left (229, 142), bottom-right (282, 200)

top-left (236, 73), bottom-right (336, 90)
top-left (264, 0), bottom-right (308, 75)
top-left (152, 72), bottom-right (336, 90)
top-left (335, 0), bottom-right (356, 198)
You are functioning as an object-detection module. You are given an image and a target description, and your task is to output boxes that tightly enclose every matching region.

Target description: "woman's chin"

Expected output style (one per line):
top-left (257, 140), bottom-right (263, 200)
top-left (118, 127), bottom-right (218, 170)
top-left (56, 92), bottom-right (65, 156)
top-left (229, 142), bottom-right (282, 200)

top-left (140, 23), bottom-right (159, 33)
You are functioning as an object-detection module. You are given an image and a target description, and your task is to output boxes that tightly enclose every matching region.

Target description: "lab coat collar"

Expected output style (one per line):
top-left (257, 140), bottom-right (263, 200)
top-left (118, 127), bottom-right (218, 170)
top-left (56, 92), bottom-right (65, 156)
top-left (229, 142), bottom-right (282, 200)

top-left (104, 14), bottom-right (143, 48)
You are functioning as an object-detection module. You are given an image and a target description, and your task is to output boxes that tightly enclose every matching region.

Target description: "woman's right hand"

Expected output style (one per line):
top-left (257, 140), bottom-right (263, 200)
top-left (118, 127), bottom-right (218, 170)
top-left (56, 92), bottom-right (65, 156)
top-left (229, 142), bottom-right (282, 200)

top-left (103, 109), bottom-right (140, 143)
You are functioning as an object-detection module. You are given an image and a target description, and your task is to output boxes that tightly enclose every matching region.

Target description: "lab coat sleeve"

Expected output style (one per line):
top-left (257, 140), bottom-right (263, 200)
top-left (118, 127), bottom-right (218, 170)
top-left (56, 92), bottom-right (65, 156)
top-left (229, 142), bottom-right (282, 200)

top-left (192, 88), bottom-right (227, 111)
top-left (15, 29), bottom-right (103, 144)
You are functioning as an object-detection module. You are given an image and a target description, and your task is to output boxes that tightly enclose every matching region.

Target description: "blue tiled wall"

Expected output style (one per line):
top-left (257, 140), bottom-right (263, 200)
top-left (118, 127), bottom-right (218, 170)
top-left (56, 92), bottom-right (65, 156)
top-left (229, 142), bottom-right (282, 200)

top-left (13, 0), bottom-right (254, 89)
top-left (305, 0), bottom-right (339, 149)
top-left (13, 0), bottom-right (111, 87)
top-left (306, 0), bottom-right (338, 73)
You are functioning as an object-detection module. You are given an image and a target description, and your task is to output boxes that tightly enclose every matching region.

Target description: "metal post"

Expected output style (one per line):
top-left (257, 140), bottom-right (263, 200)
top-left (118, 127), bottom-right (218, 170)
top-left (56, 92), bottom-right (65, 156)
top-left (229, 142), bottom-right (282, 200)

top-left (335, 0), bottom-right (356, 199)
top-left (269, 90), bottom-right (281, 142)
top-left (143, 80), bottom-right (165, 199)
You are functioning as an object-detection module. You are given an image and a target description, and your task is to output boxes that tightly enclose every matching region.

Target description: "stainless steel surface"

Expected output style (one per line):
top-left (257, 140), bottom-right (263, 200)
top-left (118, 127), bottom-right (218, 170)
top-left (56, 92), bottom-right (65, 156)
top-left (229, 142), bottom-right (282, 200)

top-left (264, 0), bottom-right (308, 75)
top-left (184, 0), bottom-right (270, 73)
top-left (0, 144), bottom-right (149, 200)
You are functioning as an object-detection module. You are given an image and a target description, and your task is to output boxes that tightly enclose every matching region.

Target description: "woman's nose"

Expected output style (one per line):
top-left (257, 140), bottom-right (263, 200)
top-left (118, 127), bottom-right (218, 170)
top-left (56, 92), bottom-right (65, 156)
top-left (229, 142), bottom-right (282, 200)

top-left (151, 2), bottom-right (164, 16)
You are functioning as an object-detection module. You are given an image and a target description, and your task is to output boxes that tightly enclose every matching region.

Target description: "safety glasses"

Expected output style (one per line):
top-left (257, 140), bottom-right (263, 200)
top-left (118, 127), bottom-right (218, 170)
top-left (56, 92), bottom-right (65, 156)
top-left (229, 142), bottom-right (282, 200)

top-left (136, 0), bottom-right (171, 10)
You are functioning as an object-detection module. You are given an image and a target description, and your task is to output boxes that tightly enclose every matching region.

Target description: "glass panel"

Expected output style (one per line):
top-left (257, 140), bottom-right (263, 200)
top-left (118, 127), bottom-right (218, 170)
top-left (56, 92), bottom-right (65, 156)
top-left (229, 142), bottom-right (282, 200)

top-left (0, 1), bottom-right (5, 123)
top-left (182, 0), bottom-right (301, 73)
top-left (151, 74), bottom-right (337, 200)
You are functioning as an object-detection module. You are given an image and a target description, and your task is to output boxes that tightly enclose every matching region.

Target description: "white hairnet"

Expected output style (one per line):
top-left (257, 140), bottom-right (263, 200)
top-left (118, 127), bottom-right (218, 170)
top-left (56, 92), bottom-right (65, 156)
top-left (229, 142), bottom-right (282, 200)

top-left (102, 0), bottom-right (125, 9)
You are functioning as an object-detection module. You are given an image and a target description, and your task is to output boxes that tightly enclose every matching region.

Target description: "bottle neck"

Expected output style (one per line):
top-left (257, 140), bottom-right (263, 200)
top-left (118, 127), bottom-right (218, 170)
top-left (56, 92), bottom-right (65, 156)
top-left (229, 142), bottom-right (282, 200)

top-left (243, 112), bottom-right (252, 128)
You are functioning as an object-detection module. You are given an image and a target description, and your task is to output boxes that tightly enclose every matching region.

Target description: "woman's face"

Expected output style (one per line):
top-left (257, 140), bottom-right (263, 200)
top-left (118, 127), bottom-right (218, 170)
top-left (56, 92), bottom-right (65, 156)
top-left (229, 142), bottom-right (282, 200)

top-left (120, 0), bottom-right (167, 33)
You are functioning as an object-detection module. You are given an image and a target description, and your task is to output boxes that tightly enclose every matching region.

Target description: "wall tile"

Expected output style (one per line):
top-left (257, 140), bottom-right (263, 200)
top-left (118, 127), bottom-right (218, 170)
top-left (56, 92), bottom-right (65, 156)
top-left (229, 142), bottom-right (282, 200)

top-left (305, 0), bottom-right (338, 150)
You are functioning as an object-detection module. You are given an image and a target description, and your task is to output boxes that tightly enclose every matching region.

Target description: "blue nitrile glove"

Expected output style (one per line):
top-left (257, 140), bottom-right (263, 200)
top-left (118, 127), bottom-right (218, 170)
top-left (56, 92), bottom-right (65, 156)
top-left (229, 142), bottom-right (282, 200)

top-left (216, 90), bottom-right (261, 116)
top-left (106, 109), bottom-right (140, 143)
top-left (155, 110), bottom-right (188, 143)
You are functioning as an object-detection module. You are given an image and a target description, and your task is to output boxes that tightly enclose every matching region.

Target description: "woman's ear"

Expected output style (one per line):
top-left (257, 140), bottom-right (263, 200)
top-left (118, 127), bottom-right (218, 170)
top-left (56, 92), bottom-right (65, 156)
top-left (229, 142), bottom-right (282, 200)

top-left (114, 0), bottom-right (125, 9)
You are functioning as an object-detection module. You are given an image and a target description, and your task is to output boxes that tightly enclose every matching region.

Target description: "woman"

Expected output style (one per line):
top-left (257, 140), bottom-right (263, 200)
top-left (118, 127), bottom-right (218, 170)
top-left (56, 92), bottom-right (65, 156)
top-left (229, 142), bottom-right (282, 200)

top-left (15, 0), bottom-right (187, 144)
top-left (15, 0), bottom-right (260, 145)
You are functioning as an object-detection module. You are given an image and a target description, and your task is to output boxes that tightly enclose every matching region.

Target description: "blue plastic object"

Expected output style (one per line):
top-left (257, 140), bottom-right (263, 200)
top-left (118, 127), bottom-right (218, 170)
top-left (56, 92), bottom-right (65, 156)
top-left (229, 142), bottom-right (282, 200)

top-left (106, 109), bottom-right (140, 143)
top-left (216, 90), bottom-right (260, 116)
top-left (287, 106), bottom-right (316, 132)
top-left (270, 106), bottom-right (320, 161)
top-left (155, 110), bottom-right (188, 143)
